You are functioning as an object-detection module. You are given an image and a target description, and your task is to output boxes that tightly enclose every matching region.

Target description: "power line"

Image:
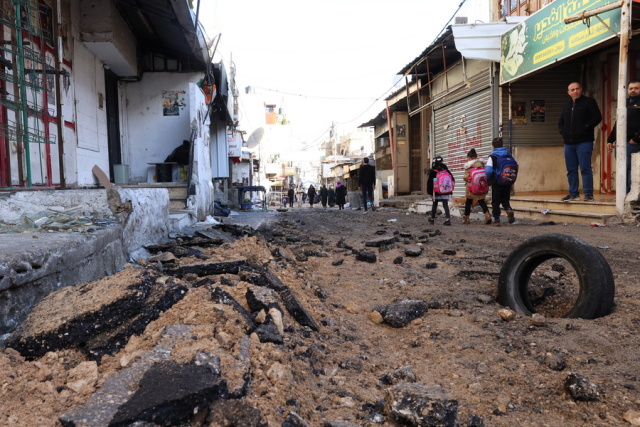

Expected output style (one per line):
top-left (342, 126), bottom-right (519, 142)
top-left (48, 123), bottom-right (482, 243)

top-left (250, 85), bottom-right (377, 101)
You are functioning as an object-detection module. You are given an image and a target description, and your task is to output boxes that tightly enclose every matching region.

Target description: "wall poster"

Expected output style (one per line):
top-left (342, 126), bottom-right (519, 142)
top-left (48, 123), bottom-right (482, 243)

top-left (162, 90), bottom-right (186, 116)
top-left (531, 100), bottom-right (546, 122)
top-left (512, 102), bottom-right (526, 124)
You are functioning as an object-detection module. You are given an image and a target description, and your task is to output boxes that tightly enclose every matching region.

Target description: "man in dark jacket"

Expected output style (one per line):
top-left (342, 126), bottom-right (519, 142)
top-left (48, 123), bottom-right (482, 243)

top-left (359, 157), bottom-right (376, 212)
top-left (558, 82), bottom-right (602, 202)
top-left (287, 187), bottom-right (295, 208)
top-left (607, 80), bottom-right (640, 193)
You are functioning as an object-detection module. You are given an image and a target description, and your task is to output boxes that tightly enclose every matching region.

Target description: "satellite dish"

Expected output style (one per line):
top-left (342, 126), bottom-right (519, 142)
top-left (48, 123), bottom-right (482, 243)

top-left (246, 127), bottom-right (265, 149)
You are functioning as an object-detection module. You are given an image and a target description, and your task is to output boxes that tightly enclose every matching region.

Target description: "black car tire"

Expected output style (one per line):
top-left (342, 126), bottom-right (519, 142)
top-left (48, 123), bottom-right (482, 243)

top-left (498, 233), bottom-right (614, 319)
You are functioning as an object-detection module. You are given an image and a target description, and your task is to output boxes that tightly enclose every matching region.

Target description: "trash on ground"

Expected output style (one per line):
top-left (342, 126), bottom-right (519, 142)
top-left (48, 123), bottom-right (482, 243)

top-left (541, 209), bottom-right (551, 215)
top-left (387, 219), bottom-right (397, 222)
top-left (590, 222), bottom-right (607, 227)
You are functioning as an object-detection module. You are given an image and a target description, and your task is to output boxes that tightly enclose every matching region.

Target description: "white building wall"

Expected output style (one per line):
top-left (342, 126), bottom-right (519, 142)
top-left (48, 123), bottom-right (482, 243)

top-left (122, 73), bottom-right (198, 183)
top-left (188, 83), bottom-right (214, 220)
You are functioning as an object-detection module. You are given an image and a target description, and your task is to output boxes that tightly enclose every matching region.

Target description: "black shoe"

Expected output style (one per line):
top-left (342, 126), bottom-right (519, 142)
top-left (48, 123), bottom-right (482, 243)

top-left (561, 194), bottom-right (580, 201)
top-left (428, 218), bottom-right (434, 225)
top-left (443, 219), bottom-right (451, 226)
top-left (584, 195), bottom-right (595, 201)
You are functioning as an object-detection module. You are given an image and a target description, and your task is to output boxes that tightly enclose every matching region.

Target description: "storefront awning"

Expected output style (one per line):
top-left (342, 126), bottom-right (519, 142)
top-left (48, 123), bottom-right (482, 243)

top-left (451, 18), bottom-right (526, 62)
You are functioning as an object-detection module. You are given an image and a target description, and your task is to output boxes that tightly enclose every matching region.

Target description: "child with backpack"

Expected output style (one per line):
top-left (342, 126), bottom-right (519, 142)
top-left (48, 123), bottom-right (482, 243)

top-left (485, 137), bottom-right (518, 226)
top-left (427, 156), bottom-right (454, 226)
top-left (462, 148), bottom-right (491, 225)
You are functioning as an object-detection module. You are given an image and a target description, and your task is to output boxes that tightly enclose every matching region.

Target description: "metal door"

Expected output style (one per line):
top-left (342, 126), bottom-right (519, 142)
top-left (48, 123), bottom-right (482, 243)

top-left (433, 71), bottom-right (493, 197)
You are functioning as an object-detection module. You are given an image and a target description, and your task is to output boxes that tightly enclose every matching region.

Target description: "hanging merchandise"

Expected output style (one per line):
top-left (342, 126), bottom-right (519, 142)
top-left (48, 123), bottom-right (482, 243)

top-left (197, 78), bottom-right (216, 105)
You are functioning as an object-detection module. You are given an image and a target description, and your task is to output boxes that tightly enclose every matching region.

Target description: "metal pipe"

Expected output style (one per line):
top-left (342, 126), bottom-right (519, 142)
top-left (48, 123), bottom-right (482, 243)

top-left (564, 1), bottom-right (624, 24)
top-left (14, 2), bottom-right (30, 186)
top-left (53, 0), bottom-right (65, 188)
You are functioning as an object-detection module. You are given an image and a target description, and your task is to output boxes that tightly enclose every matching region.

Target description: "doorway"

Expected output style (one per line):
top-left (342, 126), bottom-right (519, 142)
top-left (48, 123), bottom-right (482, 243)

top-left (104, 68), bottom-right (121, 181)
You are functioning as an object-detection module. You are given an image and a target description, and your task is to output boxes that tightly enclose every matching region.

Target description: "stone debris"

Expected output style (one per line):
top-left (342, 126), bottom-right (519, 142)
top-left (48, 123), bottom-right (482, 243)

top-left (404, 246), bottom-right (423, 257)
top-left (564, 373), bottom-right (601, 401)
top-left (386, 382), bottom-right (459, 426)
top-left (355, 250), bottom-right (377, 263)
top-left (0, 209), bottom-right (118, 234)
top-left (364, 235), bottom-right (397, 247)
top-left (380, 366), bottom-right (417, 385)
top-left (373, 299), bottom-right (428, 328)
top-left (623, 410), bottom-right (640, 426)
top-left (497, 308), bottom-right (517, 321)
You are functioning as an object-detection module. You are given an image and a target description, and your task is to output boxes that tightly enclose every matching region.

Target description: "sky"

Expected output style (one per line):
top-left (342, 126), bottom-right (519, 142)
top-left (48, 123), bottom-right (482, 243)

top-left (199, 0), bottom-right (490, 148)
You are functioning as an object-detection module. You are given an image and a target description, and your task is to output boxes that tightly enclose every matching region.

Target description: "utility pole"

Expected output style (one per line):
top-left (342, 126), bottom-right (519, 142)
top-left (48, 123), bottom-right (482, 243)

top-left (616, 0), bottom-right (631, 215)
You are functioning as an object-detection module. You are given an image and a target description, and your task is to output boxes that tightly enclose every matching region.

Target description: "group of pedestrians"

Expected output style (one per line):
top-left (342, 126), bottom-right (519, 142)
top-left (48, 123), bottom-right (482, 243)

top-left (428, 137), bottom-right (516, 227)
top-left (427, 79), bottom-right (640, 226)
top-left (285, 181), bottom-right (348, 210)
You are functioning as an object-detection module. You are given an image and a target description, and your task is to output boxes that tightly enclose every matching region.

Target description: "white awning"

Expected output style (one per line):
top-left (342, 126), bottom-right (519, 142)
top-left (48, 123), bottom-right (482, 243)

top-left (452, 17), bottom-right (526, 62)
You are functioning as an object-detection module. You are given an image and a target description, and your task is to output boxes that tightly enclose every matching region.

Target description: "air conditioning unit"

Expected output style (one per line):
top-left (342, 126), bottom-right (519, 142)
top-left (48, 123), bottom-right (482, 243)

top-left (455, 16), bottom-right (468, 24)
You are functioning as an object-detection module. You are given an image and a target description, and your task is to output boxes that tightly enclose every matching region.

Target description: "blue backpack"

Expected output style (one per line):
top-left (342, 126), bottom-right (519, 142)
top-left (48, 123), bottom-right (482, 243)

top-left (491, 153), bottom-right (519, 186)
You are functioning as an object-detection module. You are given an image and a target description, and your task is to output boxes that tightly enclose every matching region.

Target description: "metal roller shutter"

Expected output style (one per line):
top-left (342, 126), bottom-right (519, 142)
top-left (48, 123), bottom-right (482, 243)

top-left (502, 62), bottom-right (582, 147)
top-left (433, 71), bottom-right (493, 197)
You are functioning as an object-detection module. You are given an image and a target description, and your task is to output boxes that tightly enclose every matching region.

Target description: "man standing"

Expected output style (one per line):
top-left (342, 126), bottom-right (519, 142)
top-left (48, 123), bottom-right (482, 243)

top-left (287, 187), bottom-right (295, 208)
top-left (558, 82), bottom-right (602, 201)
top-left (359, 157), bottom-right (375, 212)
top-left (607, 80), bottom-right (640, 193)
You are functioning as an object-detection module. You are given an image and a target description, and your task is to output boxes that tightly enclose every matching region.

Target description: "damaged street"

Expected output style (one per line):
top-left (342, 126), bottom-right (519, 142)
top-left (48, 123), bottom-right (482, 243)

top-left (1, 207), bottom-right (639, 426)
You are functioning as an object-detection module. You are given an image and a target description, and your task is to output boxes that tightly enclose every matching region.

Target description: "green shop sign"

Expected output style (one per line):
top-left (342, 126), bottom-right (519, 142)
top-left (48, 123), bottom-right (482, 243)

top-left (500, 0), bottom-right (620, 83)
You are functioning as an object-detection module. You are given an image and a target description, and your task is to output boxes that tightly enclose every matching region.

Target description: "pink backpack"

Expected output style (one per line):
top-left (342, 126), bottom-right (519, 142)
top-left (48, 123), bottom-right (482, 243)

top-left (468, 167), bottom-right (489, 195)
top-left (434, 169), bottom-right (454, 195)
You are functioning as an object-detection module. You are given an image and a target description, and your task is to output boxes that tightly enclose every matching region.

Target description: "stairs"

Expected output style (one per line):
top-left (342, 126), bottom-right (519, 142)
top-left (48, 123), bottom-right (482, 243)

top-left (380, 192), bottom-right (620, 225)
top-left (131, 183), bottom-right (196, 231)
top-left (509, 194), bottom-right (618, 225)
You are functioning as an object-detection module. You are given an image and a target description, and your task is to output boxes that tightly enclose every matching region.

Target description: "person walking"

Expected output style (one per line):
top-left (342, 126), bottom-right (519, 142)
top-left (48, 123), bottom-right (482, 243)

top-left (307, 185), bottom-right (316, 208)
top-left (427, 156), bottom-right (454, 226)
top-left (485, 138), bottom-right (516, 226)
top-left (462, 148), bottom-right (491, 225)
top-left (607, 80), bottom-right (640, 194)
top-left (359, 157), bottom-right (375, 213)
top-left (287, 187), bottom-right (295, 208)
top-left (558, 82), bottom-right (602, 202)
top-left (328, 185), bottom-right (336, 208)
top-left (335, 180), bottom-right (347, 210)
top-left (320, 185), bottom-right (328, 208)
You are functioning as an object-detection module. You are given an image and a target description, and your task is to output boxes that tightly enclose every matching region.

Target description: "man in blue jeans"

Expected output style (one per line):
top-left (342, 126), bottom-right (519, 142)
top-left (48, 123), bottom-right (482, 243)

top-left (558, 82), bottom-right (602, 201)
top-left (607, 80), bottom-right (640, 193)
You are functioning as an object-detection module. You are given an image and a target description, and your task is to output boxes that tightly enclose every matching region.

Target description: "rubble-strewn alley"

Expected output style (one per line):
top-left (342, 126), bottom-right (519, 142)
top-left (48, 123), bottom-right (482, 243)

top-left (1, 208), bottom-right (640, 426)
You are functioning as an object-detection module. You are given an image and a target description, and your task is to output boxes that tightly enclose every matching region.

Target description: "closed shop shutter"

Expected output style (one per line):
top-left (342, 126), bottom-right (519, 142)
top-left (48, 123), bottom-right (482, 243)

top-left (433, 70), bottom-right (493, 197)
top-left (502, 62), bottom-right (581, 146)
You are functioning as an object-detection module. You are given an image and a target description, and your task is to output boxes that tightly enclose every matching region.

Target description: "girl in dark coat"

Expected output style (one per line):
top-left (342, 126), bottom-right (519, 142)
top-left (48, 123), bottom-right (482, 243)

top-left (335, 181), bottom-right (347, 210)
top-left (307, 185), bottom-right (316, 208)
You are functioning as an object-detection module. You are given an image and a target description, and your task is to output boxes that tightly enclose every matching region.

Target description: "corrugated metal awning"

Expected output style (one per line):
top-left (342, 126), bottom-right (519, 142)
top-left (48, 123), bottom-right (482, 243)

top-left (112, 0), bottom-right (209, 72)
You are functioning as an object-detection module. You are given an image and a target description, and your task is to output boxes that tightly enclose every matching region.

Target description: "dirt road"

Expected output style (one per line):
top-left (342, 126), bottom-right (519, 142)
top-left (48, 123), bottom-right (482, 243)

top-left (2, 206), bottom-right (640, 426)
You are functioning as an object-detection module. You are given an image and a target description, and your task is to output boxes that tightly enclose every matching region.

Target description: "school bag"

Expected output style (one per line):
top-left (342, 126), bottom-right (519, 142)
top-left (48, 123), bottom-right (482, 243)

top-left (468, 167), bottom-right (489, 194)
top-left (491, 153), bottom-right (519, 186)
top-left (434, 169), bottom-right (455, 195)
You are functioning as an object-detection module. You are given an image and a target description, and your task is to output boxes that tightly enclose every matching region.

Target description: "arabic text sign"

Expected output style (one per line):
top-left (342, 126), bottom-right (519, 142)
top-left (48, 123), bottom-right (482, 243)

top-left (500, 0), bottom-right (620, 83)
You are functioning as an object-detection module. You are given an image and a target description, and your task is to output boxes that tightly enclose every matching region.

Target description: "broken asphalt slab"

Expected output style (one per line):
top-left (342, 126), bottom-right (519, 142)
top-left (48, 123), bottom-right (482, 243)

top-left (5, 268), bottom-right (187, 360)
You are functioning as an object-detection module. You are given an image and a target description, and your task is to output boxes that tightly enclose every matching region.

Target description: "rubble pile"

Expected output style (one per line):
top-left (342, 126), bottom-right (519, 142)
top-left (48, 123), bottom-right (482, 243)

top-left (0, 211), bottom-right (637, 426)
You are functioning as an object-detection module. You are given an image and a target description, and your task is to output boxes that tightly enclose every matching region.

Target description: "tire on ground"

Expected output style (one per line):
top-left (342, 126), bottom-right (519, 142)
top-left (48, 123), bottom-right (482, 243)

top-left (498, 233), bottom-right (614, 319)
